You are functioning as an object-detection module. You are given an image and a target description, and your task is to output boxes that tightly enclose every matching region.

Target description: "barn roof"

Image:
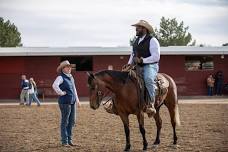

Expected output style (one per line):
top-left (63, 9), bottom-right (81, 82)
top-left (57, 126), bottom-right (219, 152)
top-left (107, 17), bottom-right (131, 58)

top-left (0, 46), bottom-right (227, 56)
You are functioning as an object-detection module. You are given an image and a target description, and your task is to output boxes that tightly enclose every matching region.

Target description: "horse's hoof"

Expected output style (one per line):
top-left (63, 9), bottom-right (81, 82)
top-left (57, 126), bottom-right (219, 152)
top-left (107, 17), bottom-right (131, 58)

top-left (142, 147), bottom-right (147, 151)
top-left (153, 140), bottom-right (160, 145)
top-left (143, 147), bottom-right (147, 151)
top-left (143, 143), bottom-right (148, 151)
top-left (124, 144), bottom-right (131, 151)
top-left (124, 149), bottom-right (130, 152)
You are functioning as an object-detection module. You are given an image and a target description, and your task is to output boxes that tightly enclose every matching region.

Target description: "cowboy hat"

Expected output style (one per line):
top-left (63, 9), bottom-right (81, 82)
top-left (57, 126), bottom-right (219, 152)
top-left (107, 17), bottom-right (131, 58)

top-left (132, 20), bottom-right (153, 33)
top-left (56, 60), bottom-right (72, 73)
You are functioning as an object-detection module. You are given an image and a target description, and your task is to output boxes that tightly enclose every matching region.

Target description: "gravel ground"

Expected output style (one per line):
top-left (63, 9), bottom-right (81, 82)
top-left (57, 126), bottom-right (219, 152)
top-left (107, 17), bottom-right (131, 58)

top-left (0, 103), bottom-right (227, 152)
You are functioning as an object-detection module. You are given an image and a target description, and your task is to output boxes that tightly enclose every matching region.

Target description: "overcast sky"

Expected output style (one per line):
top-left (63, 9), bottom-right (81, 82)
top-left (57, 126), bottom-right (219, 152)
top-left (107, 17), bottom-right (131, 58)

top-left (0, 0), bottom-right (228, 47)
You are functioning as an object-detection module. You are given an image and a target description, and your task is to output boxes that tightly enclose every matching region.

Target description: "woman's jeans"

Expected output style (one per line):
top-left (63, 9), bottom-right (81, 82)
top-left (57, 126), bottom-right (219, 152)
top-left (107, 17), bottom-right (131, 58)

top-left (28, 93), bottom-right (41, 106)
top-left (143, 63), bottom-right (159, 102)
top-left (59, 103), bottom-right (76, 144)
top-left (207, 87), bottom-right (213, 96)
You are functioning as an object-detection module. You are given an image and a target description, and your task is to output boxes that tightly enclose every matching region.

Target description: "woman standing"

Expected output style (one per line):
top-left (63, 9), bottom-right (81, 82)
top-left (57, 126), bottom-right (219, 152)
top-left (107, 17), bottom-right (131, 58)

top-left (28, 77), bottom-right (41, 106)
top-left (52, 60), bottom-right (80, 146)
top-left (206, 74), bottom-right (215, 96)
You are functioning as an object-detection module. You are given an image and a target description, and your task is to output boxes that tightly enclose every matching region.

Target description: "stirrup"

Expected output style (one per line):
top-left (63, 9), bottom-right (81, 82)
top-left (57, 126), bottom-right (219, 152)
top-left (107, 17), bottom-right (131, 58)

top-left (103, 101), bottom-right (115, 114)
top-left (146, 107), bottom-right (156, 113)
top-left (146, 106), bottom-right (156, 118)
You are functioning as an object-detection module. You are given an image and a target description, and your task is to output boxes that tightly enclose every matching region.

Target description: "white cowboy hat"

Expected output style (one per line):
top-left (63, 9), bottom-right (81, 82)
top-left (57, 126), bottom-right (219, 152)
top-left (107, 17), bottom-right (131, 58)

top-left (132, 20), bottom-right (153, 33)
top-left (56, 60), bottom-right (72, 73)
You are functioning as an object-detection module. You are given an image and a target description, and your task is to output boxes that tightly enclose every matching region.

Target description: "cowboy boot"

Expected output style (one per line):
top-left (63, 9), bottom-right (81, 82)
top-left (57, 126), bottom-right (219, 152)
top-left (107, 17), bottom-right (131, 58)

top-left (104, 100), bottom-right (117, 115)
top-left (104, 101), bottom-right (114, 114)
top-left (146, 99), bottom-right (156, 118)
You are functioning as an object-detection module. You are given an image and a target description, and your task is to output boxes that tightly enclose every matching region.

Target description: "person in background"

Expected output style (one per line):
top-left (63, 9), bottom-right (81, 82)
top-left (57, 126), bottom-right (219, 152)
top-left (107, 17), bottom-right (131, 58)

top-left (20, 75), bottom-right (29, 105)
top-left (215, 71), bottom-right (224, 96)
top-left (28, 77), bottom-right (41, 106)
top-left (52, 60), bottom-right (81, 147)
top-left (206, 74), bottom-right (215, 96)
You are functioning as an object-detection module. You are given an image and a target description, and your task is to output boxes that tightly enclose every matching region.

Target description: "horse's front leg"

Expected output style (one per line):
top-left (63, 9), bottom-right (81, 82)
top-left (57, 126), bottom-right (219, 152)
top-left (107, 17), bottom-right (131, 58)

top-left (120, 114), bottom-right (131, 151)
top-left (153, 107), bottom-right (162, 145)
top-left (137, 111), bottom-right (148, 150)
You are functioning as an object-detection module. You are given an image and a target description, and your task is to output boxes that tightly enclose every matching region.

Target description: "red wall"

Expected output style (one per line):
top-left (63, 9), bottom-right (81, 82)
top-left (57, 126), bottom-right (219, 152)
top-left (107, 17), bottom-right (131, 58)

top-left (159, 55), bottom-right (228, 96)
top-left (91, 55), bottom-right (228, 96)
top-left (0, 57), bottom-right (24, 98)
top-left (0, 55), bottom-right (227, 99)
top-left (93, 55), bottom-right (127, 71)
top-left (77, 55), bottom-right (128, 96)
top-left (0, 57), bottom-right (60, 99)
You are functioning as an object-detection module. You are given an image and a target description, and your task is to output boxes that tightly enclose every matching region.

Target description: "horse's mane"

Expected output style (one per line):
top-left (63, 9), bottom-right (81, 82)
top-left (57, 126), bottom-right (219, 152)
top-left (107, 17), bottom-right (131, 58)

top-left (95, 70), bottom-right (129, 84)
top-left (88, 74), bottom-right (94, 86)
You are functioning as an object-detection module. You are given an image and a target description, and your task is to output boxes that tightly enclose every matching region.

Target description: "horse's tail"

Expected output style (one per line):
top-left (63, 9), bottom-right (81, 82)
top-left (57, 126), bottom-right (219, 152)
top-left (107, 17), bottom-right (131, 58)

top-left (162, 73), bottom-right (181, 126)
top-left (174, 103), bottom-right (181, 126)
top-left (173, 79), bottom-right (181, 126)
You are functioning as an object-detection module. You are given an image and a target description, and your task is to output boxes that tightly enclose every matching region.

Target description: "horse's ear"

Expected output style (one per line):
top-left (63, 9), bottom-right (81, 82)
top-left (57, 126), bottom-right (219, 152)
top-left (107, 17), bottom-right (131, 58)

top-left (86, 72), bottom-right (94, 79)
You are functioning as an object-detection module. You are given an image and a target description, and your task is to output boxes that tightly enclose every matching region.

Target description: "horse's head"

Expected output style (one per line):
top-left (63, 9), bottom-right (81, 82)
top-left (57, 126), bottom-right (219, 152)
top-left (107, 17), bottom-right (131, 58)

top-left (87, 72), bottom-right (105, 110)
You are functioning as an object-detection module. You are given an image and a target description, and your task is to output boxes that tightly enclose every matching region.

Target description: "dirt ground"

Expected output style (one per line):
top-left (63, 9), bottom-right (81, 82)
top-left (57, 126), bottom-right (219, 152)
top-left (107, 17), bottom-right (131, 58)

top-left (0, 103), bottom-right (228, 152)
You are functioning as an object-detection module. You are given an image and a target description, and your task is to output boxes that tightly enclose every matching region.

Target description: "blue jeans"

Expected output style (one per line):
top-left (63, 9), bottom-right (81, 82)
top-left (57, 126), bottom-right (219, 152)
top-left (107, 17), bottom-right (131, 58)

top-left (29, 93), bottom-right (41, 106)
top-left (215, 81), bottom-right (223, 95)
top-left (207, 87), bottom-right (213, 96)
top-left (143, 63), bottom-right (159, 102)
top-left (59, 104), bottom-right (76, 144)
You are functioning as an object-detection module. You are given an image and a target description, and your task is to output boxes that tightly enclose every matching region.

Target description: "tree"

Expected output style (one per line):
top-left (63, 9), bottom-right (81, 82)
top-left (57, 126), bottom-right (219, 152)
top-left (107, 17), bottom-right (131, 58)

top-left (222, 43), bottom-right (228, 46)
top-left (0, 17), bottom-right (22, 47)
top-left (129, 36), bottom-right (137, 46)
top-left (189, 39), bottom-right (196, 46)
top-left (199, 44), bottom-right (204, 47)
top-left (153, 17), bottom-right (193, 46)
top-left (129, 17), bottom-right (195, 46)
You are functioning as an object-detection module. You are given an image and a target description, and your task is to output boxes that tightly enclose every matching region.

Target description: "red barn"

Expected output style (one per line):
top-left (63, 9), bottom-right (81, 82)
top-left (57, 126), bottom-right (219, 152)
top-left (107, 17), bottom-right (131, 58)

top-left (0, 46), bottom-right (227, 99)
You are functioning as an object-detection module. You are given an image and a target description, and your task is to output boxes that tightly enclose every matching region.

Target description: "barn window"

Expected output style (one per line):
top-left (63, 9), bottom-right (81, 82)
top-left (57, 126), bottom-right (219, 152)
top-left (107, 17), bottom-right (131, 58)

top-left (61, 56), bottom-right (93, 71)
top-left (185, 56), bottom-right (214, 71)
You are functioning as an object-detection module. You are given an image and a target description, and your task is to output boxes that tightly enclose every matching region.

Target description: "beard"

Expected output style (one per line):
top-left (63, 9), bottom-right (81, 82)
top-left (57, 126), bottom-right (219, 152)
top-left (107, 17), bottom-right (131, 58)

top-left (136, 31), bottom-right (143, 37)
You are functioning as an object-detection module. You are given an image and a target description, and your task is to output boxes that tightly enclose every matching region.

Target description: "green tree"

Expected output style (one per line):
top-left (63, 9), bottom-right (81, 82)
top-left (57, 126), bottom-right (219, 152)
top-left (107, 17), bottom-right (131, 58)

top-left (189, 39), bottom-right (196, 46)
top-left (153, 17), bottom-right (193, 46)
top-left (222, 43), bottom-right (228, 46)
top-left (0, 17), bottom-right (22, 47)
top-left (129, 36), bottom-right (137, 46)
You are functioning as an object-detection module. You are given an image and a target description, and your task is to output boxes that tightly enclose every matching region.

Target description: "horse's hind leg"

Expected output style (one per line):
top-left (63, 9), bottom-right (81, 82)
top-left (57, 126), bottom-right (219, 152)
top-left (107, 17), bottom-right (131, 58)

top-left (165, 100), bottom-right (180, 145)
top-left (137, 111), bottom-right (148, 150)
top-left (153, 107), bottom-right (162, 145)
top-left (120, 114), bottom-right (131, 151)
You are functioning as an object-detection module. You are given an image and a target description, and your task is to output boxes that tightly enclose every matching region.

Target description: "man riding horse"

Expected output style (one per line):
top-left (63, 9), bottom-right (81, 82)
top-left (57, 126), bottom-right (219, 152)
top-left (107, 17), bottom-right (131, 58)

top-left (125, 20), bottom-right (160, 117)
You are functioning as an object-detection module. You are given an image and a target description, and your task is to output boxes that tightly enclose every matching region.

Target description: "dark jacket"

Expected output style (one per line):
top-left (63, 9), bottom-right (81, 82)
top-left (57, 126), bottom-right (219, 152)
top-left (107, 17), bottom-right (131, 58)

top-left (133, 34), bottom-right (152, 58)
top-left (21, 80), bottom-right (29, 90)
top-left (58, 73), bottom-right (76, 104)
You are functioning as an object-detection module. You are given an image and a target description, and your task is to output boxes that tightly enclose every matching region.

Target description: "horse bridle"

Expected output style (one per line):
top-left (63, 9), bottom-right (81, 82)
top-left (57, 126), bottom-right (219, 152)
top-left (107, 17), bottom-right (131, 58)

top-left (88, 77), bottom-right (116, 108)
top-left (96, 87), bottom-right (103, 105)
top-left (96, 86), bottom-right (115, 106)
top-left (90, 84), bottom-right (115, 106)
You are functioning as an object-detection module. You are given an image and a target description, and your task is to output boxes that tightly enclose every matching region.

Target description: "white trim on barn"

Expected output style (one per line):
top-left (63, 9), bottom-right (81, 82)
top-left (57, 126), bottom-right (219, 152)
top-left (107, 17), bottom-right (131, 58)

top-left (0, 46), bottom-right (227, 56)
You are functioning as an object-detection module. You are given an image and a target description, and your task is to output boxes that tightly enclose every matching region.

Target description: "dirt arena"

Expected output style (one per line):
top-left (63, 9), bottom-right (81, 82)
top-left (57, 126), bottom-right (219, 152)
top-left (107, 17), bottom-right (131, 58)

top-left (0, 102), bottom-right (228, 152)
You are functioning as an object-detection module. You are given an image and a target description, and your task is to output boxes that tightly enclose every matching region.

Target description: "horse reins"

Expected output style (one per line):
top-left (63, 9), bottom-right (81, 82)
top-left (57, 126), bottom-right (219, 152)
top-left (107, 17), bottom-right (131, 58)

top-left (96, 88), bottom-right (115, 106)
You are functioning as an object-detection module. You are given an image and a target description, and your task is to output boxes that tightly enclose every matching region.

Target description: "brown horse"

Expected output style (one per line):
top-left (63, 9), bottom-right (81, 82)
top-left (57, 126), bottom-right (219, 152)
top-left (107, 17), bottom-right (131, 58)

top-left (87, 70), bottom-right (180, 151)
